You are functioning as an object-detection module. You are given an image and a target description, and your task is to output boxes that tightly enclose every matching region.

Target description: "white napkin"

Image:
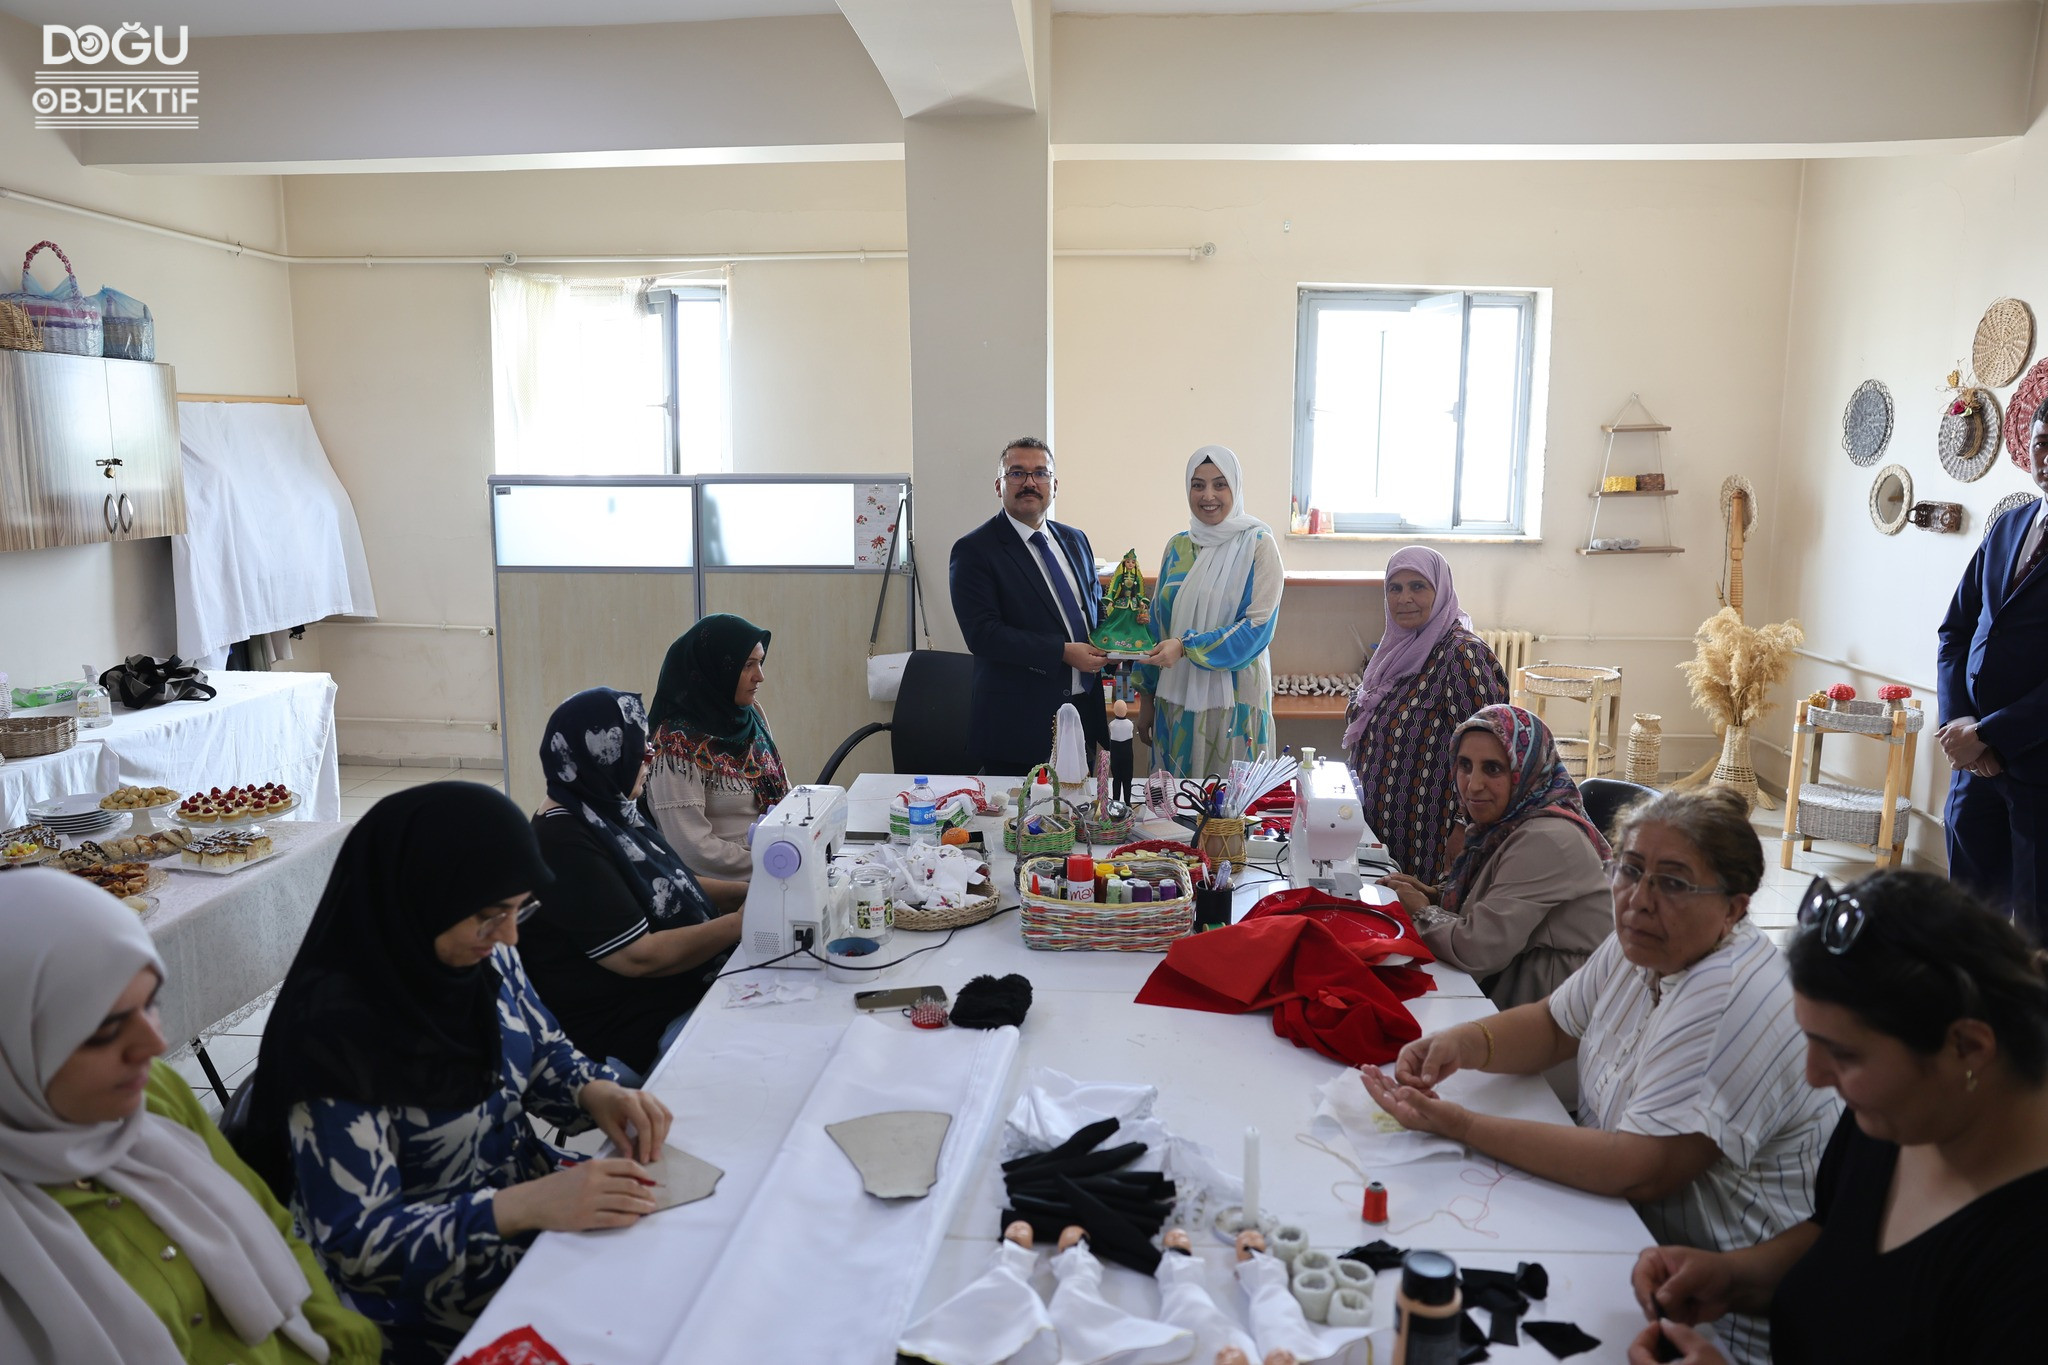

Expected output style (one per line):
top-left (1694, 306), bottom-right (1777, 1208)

top-left (723, 980), bottom-right (820, 1009)
top-left (1309, 1068), bottom-right (1464, 1169)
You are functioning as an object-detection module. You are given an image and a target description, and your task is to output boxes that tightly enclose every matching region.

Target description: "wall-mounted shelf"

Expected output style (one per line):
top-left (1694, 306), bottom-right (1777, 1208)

top-left (1601, 422), bottom-right (1671, 433)
top-left (1589, 489), bottom-right (1680, 498)
top-left (1273, 695), bottom-right (1349, 719)
top-left (1577, 545), bottom-right (1685, 556)
top-left (1586, 394), bottom-right (1680, 557)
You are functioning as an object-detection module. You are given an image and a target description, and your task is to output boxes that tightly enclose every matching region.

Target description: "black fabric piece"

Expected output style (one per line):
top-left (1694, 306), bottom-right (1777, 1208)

top-left (1053, 1173), bottom-right (1162, 1275)
top-left (99, 654), bottom-right (215, 708)
top-left (244, 783), bottom-right (553, 1197)
top-left (1523, 1321), bottom-right (1601, 1359)
top-left (1465, 1277), bottom-right (1531, 1319)
top-left (1516, 1261), bottom-right (1550, 1300)
top-left (1458, 1345), bottom-right (1490, 1365)
top-left (1004, 1141), bottom-right (1149, 1181)
top-left (1486, 1305), bottom-right (1521, 1346)
top-left (1341, 1240), bottom-right (1408, 1272)
top-left (1460, 1311), bottom-right (1489, 1347)
top-left (952, 972), bottom-right (1033, 1029)
top-left (1001, 1116), bottom-right (1119, 1172)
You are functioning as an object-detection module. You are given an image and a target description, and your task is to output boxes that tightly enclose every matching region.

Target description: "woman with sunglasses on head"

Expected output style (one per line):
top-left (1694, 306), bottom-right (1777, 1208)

top-left (518, 687), bottom-right (747, 1081)
top-left (1362, 788), bottom-right (1838, 1365)
top-left (1626, 871), bottom-right (2048, 1365)
top-left (247, 782), bottom-right (672, 1365)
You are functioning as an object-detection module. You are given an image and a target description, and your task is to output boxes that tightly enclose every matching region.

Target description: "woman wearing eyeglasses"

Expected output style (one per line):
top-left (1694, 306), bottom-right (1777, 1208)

top-left (519, 687), bottom-right (746, 1080)
top-left (1625, 871), bottom-right (2048, 1365)
top-left (1377, 704), bottom-right (1614, 1011)
top-left (1362, 788), bottom-right (1837, 1365)
top-left (247, 781), bottom-right (672, 1365)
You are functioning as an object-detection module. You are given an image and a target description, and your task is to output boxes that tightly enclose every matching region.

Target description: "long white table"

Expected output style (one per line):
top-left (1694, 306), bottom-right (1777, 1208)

top-left (0, 670), bottom-right (341, 826)
top-left (455, 775), bottom-right (1651, 1364)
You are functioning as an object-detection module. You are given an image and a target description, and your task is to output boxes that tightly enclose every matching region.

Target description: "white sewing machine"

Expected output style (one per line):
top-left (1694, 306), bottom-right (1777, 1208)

top-left (1286, 758), bottom-right (1369, 898)
top-left (740, 785), bottom-right (848, 970)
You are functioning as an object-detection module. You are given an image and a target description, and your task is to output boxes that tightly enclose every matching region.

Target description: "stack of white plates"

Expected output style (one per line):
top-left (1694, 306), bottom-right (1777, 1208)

top-left (27, 793), bottom-right (121, 840)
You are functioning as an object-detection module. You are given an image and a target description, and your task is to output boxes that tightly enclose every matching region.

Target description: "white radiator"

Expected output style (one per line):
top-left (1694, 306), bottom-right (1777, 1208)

top-left (1480, 629), bottom-right (1538, 678)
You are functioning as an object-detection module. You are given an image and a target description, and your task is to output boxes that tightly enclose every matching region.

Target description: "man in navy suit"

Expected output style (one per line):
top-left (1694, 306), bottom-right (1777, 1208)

top-left (1937, 409), bottom-right (2048, 940)
top-left (949, 437), bottom-right (1111, 775)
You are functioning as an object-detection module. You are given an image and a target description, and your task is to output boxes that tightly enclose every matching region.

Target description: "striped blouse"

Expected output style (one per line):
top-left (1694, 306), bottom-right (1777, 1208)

top-left (1549, 919), bottom-right (1840, 1365)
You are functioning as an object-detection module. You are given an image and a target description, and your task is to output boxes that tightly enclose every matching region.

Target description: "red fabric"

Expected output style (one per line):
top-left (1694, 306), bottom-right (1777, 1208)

top-left (1135, 889), bottom-right (1437, 1066)
top-left (452, 1328), bottom-right (573, 1365)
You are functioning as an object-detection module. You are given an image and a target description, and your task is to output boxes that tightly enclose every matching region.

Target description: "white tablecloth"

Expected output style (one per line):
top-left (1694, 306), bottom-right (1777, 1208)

top-left (148, 819), bottom-right (348, 1044)
top-left (454, 775), bottom-right (1651, 1364)
top-left (0, 671), bottom-right (341, 827)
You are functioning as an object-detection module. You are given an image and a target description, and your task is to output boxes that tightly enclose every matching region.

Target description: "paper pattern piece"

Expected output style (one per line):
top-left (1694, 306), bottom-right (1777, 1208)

top-left (645, 1143), bottom-right (725, 1212)
top-left (827, 1110), bottom-right (954, 1198)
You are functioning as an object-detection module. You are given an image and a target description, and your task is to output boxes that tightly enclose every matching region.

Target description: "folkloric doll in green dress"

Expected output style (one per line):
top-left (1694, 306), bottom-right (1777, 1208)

top-left (1092, 550), bottom-right (1156, 658)
top-left (1134, 445), bottom-right (1285, 779)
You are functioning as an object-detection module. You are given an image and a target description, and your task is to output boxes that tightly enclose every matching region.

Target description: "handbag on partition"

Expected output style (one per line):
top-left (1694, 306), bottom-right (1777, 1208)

top-left (99, 655), bottom-right (217, 710)
top-left (865, 516), bottom-right (932, 702)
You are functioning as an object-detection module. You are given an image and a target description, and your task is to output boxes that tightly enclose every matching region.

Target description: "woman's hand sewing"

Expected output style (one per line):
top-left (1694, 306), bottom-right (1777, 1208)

top-left (1392, 1028), bottom-right (1476, 1090)
top-left (1359, 1063), bottom-right (1472, 1141)
top-left (1378, 871), bottom-right (1437, 915)
top-left (1631, 1245), bottom-right (1736, 1328)
top-left (493, 1157), bottom-right (656, 1236)
top-left (580, 1079), bottom-right (672, 1162)
top-left (1626, 1319), bottom-right (1728, 1365)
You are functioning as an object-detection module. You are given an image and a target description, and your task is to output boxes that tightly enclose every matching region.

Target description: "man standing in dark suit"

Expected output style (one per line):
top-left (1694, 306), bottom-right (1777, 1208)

top-left (1937, 409), bottom-right (2048, 940)
top-left (949, 437), bottom-right (1111, 775)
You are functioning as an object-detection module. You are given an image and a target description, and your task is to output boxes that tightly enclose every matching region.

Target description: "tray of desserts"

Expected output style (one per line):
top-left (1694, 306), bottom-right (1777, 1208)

top-left (48, 828), bottom-right (196, 868)
top-left (68, 860), bottom-right (169, 900)
top-left (99, 784), bottom-right (181, 811)
top-left (1, 823), bottom-right (61, 869)
top-left (174, 829), bottom-right (277, 874)
top-left (172, 784), bottom-right (298, 828)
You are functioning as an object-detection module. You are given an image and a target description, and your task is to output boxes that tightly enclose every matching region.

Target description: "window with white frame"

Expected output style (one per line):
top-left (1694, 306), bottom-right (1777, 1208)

top-left (1293, 288), bottom-right (1537, 535)
top-left (489, 269), bottom-right (729, 475)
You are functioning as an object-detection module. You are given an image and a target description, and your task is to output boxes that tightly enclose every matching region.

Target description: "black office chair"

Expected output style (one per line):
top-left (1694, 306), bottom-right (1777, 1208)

top-left (219, 1074), bottom-right (260, 1168)
top-left (816, 650), bottom-right (978, 785)
top-left (1580, 777), bottom-right (1657, 840)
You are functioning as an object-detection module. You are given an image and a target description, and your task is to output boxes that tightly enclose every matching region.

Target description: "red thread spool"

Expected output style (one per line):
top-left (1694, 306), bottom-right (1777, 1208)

top-left (1362, 1180), bottom-right (1388, 1224)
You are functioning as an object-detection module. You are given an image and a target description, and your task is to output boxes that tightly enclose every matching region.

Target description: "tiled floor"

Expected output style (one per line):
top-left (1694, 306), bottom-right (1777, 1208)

top-left (1745, 808), bottom-right (1916, 949)
top-left (339, 764), bottom-right (505, 822)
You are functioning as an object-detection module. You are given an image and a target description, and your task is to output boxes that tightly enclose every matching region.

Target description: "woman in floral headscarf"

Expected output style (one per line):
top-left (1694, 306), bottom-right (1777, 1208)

top-left (645, 614), bottom-right (788, 879)
top-left (1378, 704), bottom-right (1613, 1009)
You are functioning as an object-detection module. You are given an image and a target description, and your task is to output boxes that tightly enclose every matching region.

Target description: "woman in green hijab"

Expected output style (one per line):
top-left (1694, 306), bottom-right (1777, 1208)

top-left (645, 614), bottom-right (790, 879)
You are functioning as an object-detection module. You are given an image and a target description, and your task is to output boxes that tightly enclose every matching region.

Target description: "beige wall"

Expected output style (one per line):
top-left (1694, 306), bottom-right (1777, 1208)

top-left (1766, 93), bottom-right (2048, 865)
top-left (280, 162), bottom-right (911, 762)
top-left (1054, 158), bottom-right (1804, 770)
top-left (0, 15), bottom-right (297, 690)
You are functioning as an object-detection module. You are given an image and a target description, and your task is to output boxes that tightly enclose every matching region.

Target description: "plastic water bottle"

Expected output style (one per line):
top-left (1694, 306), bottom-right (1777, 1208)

top-left (907, 776), bottom-right (938, 845)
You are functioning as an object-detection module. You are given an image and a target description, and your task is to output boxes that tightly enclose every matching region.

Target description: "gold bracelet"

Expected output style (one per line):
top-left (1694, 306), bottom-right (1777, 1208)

top-left (1474, 1019), bottom-right (1495, 1071)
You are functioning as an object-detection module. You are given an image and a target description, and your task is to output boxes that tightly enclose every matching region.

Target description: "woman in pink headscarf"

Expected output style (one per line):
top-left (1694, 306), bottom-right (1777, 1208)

top-left (1341, 547), bottom-right (1509, 882)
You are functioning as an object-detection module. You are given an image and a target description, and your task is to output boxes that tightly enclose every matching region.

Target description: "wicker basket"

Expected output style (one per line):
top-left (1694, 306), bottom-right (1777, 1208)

top-left (1018, 854), bottom-right (1196, 951)
top-left (1521, 664), bottom-right (1622, 700)
top-left (0, 300), bottom-right (41, 352)
top-left (1004, 765), bottom-right (1081, 856)
top-left (892, 878), bottom-right (1002, 932)
top-left (1077, 807), bottom-right (1134, 846)
top-left (1555, 737), bottom-right (1617, 777)
top-left (0, 715), bottom-right (76, 759)
top-left (1195, 815), bottom-right (1249, 870)
top-left (1807, 698), bottom-right (1926, 737)
top-left (1794, 781), bottom-right (1910, 848)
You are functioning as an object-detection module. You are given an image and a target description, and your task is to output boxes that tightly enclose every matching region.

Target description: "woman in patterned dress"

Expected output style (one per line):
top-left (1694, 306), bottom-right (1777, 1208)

top-left (1133, 445), bottom-right (1285, 778)
top-left (1342, 547), bottom-right (1509, 882)
top-left (246, 783), bottom-right (673, 1365)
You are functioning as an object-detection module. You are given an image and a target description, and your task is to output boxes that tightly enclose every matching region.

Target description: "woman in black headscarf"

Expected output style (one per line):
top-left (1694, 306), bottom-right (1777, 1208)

top-left (520, 687), bottom-right (744, 1079)
top-left (247, 782), bottom-right (671, 1365)
top-left (645, 613), bottom-right (788, 879)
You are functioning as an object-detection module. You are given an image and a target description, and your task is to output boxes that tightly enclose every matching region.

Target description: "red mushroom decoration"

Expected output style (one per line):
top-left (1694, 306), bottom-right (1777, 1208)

top-left (1878, 684), bottom-right (1912, 712)
top-left (1826, 683), bottom-right (1857, 710)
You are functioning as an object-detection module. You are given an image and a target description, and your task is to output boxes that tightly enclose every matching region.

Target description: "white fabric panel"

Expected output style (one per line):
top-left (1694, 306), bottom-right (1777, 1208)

top-left (657, 1016), bottom-right (1019, 1365)
top-left (172, 403), bottom-right (377, 663)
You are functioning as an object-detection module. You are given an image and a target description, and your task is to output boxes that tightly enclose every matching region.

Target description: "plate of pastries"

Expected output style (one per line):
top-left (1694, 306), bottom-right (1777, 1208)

top-left (173, 784), bottom-right (298, 826)
top-left (50, 828), bottom-right (195, 867)
top-left (99, 785), bottom-right (181, 811)
top-left (68, 860), bottom-right (167, 902)
top-left (177, 830), bottom-right (276, 874)
top-left (1, 824), bottom-right (61, 868)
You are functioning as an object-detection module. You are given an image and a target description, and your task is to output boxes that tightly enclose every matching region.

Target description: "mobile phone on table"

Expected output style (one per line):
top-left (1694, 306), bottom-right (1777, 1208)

top-left (855, 985), bottom-right (947, 1012)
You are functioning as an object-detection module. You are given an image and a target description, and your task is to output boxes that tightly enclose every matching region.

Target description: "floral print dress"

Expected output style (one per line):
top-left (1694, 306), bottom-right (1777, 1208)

top-left (288, 946), bottom-right (614, 1365)
top-left (1345, 627), bottom-right (1510, 883)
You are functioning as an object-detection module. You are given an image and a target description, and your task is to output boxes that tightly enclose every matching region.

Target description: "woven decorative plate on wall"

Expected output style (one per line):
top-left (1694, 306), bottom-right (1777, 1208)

top-left (1841, 379), bottom-right (1894, 466)
top-left (1984, 490), bottom-right (2041, 540)
top-left (1938, 389), bottom-right (2001, 482)
top-left (1973, 297), bottom-right (2035, 388)
top-left (2004, 356), bottom-right (2048, 468)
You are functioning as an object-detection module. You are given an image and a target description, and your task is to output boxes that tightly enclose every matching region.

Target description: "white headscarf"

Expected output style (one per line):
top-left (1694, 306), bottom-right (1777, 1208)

top-left (0, 869), bottom-right (329, 1365)
top-left (1157, 445), bottom-right (1272, 714)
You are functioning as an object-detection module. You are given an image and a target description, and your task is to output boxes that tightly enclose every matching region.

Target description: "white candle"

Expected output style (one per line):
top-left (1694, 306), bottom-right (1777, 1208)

top-left (1243, 1126), bottom-right (1261, 1229)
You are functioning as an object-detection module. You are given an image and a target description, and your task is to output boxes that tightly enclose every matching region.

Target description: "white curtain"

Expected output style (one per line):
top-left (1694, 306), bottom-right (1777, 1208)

top-left (489, 267), bottom-right (667, 474)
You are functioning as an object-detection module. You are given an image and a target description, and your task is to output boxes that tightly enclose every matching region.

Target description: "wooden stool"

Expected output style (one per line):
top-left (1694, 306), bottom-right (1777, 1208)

top-left (1780, 699), bottom-right (1923, 870)
top-left (1516, 664), bottom-right (1623, 781)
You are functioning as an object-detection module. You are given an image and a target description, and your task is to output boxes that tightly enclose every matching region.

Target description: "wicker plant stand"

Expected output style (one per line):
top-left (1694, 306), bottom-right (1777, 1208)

top-left (1515, 664), bottom-right (1623, 781)
top-left (1779, 698), bottom-right (1924, 870)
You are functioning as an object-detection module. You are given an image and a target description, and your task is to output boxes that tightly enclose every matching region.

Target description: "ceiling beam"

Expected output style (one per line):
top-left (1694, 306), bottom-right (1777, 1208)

top-left (836, 0), bottom-right (1036, 118)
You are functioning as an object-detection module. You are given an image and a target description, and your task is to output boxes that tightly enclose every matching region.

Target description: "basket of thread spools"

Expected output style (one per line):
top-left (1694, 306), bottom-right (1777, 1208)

top-left (1004, 763), bottom-right (1081, 858)
top-left (1018, 850), bottom-right (1199, 951)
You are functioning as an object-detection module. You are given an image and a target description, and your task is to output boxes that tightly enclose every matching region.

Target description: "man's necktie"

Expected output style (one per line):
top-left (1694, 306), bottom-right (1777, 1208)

top-left (1029, 529), bottom-right (1088, 643)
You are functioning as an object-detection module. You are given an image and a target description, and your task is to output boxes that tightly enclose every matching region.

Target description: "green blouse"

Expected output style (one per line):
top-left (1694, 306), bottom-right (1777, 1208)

top-left (39, 1061), bottom-right (382, 1365)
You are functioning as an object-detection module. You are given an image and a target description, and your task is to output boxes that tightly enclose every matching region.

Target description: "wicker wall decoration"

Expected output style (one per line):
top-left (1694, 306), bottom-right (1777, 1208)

top-left (1937, 389), bottom-right (2001, 482)
top-left (1841, 380), bottom-right (1894, 466)
top-left (2003, 356), bottom-right (2048, 468)
top-left (1984, 491), bottom-right (2040, 540)
top-left (1868, 464), bottom-right (1912, 535)
top-left (1973, 297), bottom-right (2035, 388)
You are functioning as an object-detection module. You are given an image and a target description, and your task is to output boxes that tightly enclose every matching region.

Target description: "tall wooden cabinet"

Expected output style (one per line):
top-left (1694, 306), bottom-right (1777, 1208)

top-left (0, 349), bottom-right (182, 552)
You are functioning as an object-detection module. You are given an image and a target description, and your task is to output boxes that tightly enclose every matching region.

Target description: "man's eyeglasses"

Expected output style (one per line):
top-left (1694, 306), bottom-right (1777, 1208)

top-left (1796, 875), bottom-right (1865, 955)
top-left (1604, 860), bottom-right (1730, 902)
top-left (1002, 468), bottom-right (1053, 484)
top-left (473, 899), bottom-right (541, 941)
